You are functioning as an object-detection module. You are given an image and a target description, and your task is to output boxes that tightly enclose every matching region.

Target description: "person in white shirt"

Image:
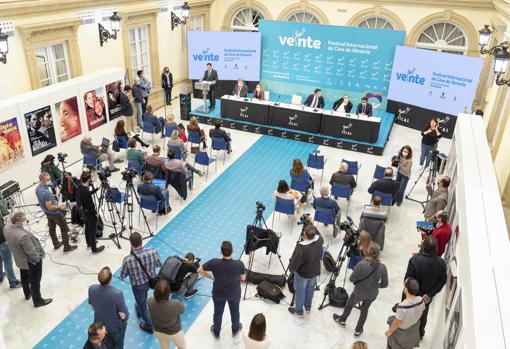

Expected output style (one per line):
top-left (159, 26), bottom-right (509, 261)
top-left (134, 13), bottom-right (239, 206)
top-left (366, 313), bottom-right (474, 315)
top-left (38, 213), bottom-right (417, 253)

top-left (333, 93), bottom-right (353, 113)
top-left (243, 313), bottom-right (269, 349)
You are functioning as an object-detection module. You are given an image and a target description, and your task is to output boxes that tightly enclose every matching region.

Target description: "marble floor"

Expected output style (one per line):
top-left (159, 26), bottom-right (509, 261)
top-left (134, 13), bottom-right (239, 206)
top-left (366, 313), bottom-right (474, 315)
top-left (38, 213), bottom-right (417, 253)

top-left (0, 99), bottom-right (451, 349)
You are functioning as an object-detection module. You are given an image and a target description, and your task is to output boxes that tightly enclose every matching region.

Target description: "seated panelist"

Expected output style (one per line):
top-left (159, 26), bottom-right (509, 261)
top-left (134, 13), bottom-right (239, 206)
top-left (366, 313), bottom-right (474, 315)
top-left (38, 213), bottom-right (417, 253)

top-left (304, 88), bottom-right (325, 109)
top-left (356, 97), bottom-right (373, 117)
top-left (252, 84), bottom-right (265, 101)
top-left (232, 78), bottom-right (248, 98)
top-left (332, 93), bottom-right (353, 113)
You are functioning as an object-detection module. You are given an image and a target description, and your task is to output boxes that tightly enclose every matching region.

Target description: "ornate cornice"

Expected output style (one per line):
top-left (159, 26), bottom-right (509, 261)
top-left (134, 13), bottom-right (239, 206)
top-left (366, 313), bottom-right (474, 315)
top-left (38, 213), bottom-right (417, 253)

top-left (17, 18), bottom-right (81, 41)
top-left (320, 0), bottom-right (494, 10)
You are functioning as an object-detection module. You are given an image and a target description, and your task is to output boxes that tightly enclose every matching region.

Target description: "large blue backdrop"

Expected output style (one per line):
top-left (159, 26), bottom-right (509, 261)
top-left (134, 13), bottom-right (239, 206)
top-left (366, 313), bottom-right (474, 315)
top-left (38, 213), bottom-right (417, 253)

top-left (259, 20), bottom-right (405, 107)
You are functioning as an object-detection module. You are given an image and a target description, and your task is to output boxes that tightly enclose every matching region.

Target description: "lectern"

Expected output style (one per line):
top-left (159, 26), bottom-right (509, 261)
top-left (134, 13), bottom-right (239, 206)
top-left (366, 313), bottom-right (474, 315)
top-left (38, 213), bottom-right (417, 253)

top-left (194, 81), bottom-right (213, 113)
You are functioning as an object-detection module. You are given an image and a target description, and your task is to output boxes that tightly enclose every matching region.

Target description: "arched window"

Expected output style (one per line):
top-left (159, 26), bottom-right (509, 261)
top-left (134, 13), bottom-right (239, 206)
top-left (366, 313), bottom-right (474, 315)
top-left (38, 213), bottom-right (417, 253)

top-left (287, 11), bottom-right (320, 24)
top-left (416, 22), bottom-right (468, 55)
top-left (230, 8), bottom-right (263, 32)
top-left (357, 17), bottom-right (394, 30)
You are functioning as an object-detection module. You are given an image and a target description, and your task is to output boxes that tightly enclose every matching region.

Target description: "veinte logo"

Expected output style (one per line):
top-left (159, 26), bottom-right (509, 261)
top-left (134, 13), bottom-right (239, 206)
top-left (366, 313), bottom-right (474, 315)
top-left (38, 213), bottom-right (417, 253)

top-left (396, 68), bottom-right (425, 85)
top-left (192, 48), bottom-right (219, 62)
top-left (279, 28), bottom-right (321, 49)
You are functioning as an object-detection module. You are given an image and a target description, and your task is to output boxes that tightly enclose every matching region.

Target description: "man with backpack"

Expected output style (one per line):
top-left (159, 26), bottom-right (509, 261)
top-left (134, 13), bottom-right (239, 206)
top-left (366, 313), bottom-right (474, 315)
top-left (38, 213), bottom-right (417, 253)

top-left (159, 253), bottom-right (199, 299)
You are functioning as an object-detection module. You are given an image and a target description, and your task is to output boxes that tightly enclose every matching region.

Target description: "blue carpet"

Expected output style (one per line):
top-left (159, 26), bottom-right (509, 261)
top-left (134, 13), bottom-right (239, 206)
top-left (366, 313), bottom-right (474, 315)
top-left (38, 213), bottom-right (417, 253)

top-left (35, 136), bottom-right (317, 349)
top-left (192, 95), bottom-right (394, 148)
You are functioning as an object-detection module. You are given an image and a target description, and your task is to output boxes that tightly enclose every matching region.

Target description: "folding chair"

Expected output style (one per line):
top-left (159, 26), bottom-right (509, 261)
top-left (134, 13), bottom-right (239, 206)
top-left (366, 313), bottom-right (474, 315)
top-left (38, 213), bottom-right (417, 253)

top-left (211, 137), bottom-right (228, 165)
top-left (117, 136), bottom-right (129, 161)
top-left (167, 145), bottom-right (182, 160)
top-left (127, 160), bottom-right (142, 175)
top-left (194, 151), bottom-right (216, 181)
top-left (142, 121), bottom-right (157, 144)
top-left (373, 191), bottom-right (393, 218)
top-left (314, 207), bottom-right (336, 236)
top-left (307, 152), bottom-right (326, 185)
top-left (138, 194), bottom-right (161, 231)
top-left (341, 159), bottom-right (360, 182)
top-left (271, 197), bottom-right (295, 233)
top-left (164, 123), bottom-right (178, 141)
top-left (187, 131), bottom-right (201, 151)
top-left (83, 154), bottom-right (101, 171)
top-left (331, 183), bottom-right (352, 216)
top-left (372, 165), bottom-right (385, 182)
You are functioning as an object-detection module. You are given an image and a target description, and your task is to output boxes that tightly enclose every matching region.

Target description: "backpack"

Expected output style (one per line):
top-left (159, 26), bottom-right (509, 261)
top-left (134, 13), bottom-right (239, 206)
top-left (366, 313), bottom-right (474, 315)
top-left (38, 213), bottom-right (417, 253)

top-left (329, 287), bottom-right (349, 307)
top-left (96, 215), bottom-right (104, 238)
top-left (256, 280), bottom-right (285, 304)
top-left (287, 272), bottom-right (295, 294)
top-left (323, 251), bottom-right (338, 273)
top-left (71, 205), bottom-right (84, 226)
top-left (158, 256), bottom-right (183, 283)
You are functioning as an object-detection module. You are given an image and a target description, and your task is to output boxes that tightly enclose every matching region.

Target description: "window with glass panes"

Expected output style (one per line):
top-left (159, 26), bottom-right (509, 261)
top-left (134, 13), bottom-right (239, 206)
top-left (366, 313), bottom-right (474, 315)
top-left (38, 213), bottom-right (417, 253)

top-left (128, 26), bottom-right (151, 80)
top-left (35, 43), bottom-right (70, 87)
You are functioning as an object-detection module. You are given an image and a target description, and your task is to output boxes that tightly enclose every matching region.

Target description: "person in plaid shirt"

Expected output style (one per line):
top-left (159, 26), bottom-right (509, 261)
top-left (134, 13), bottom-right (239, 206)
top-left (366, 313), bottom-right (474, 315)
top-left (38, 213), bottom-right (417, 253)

top-left (121, 232), bottom-right (162, 333)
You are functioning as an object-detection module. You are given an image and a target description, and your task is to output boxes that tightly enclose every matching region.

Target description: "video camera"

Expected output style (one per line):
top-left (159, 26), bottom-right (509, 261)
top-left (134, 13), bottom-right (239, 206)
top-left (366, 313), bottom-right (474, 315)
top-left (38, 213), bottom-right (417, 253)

top-left (98, 168), bottom-right (112, 182)
top-left (340, 216), bottom-right (359, 246)
top-left (256, 201), bottom-right (265, 214)
top-left (297, 213), bottom-right (312, 227)
top-left (121, 168), bottom-right (138, 182)
top-left (391, 153), bottom-right (400, 167)
top-left (57, 152), bottom-right (68, 163)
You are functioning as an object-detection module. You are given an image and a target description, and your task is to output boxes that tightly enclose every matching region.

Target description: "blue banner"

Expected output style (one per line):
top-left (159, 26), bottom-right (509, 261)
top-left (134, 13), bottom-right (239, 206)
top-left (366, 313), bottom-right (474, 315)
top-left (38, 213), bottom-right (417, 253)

top-left (259, 20), bottom-right (405, 107)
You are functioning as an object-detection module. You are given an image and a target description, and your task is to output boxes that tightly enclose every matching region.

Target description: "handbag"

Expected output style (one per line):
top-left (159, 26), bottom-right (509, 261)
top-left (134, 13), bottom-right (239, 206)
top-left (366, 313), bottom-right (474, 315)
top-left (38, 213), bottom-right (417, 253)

top-left (112, 140), bottom-right (120, 152)
top-left (131, 251), bottom-right (159, 289)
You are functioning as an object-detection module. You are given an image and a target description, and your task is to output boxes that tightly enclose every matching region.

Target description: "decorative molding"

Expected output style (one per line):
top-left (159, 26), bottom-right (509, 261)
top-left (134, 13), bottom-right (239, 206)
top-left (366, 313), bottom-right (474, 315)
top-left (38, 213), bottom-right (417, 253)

top-left (18, 18), bottom-right (82, 90)
top-left (221, 0), bottom-right (273, 31)
top-left (345, 6), bottom-right (406, 31)
top-left (319, 0), bottom-right (494, 10)
top-left (277, 2), bottom-right (330, 25)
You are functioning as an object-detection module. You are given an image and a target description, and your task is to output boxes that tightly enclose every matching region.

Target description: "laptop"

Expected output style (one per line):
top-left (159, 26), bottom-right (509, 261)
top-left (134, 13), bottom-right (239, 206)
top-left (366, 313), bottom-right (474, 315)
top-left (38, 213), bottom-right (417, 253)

top-left (101, 137), bottom-right (110, 147)
top-left (152, 178), bottom-right (166, 189)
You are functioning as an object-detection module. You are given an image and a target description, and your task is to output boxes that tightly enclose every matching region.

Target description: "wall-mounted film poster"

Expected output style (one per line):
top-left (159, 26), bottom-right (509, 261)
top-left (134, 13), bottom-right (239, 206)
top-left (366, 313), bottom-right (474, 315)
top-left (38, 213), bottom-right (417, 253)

top-left (84, 87), bottom-right (107, 131)
top-left (0, 117), bottom-right (25, 170)
top-left (106, 80), bottom-right (123, 121)
top-left (55, 96), bottom-right (82, 142)
top-left (24, 105), bottom-right (57, 156)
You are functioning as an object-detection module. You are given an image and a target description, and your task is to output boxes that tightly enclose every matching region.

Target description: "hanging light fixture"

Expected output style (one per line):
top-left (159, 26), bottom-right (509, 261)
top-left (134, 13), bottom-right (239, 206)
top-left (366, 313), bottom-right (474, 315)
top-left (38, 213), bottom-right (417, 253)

top-left (0, 28), bottom-right (8, 64)
top-left (99, 11), bottom-right (122, 47)
top-left (479, 25), bottom-right (510, 86)
top-left (171, 2), bottom-right (191, 31)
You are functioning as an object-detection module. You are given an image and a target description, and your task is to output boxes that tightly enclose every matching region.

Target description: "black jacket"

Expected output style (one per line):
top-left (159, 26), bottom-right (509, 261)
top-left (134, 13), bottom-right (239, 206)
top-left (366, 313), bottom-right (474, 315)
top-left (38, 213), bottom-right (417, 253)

top-left (232, 83), bottom-right (248, 97)
top-left (162, 73), bottom-right (173, 89)
top-left (356, 102), bottom-right (373, 116)
top-left (83, 333), bottom-right (117, 349)
top-left (289, 235), bottom-right (324, 278)
top-left (131, 84), bottom-right (144, 103)
top-left (304, 94), bottom-right (325, 109)
top-left (166, 169), bottom-right (188, 200)
top-left (119, 92), bottom-right (133, 116)
top-left (77, 184), bottom-right (97, 216)
top-left (209, 128), bottom-right (231, 142)
top-left (368, 178), bottom-right (400, 202)
top-left (202, 69), bottom-right (218, 89)
top-left (404, 252), bottom-right (446, 298)
top-left (332, 98), bottom-right (353, 113)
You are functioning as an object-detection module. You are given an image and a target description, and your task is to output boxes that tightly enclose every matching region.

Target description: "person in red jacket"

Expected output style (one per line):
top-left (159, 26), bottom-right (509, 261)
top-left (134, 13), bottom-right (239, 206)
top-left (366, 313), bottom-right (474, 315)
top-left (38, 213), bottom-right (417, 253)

top-left (421, 210), bottom-right (451, 256)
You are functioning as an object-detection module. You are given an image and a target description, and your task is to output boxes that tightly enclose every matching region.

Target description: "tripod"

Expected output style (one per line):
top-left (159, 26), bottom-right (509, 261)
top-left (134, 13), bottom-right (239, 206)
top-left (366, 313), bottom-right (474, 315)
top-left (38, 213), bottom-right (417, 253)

top-left (242, 209), bottom-right (287, 300)
top-left (318, 241), bottom-right (351, 310)
top-left (118, 176), bottom-right (153, 240)
top-left (405, 150), bottom-right (439, 209)
top-left (95, 179), bottom-right (122, 249)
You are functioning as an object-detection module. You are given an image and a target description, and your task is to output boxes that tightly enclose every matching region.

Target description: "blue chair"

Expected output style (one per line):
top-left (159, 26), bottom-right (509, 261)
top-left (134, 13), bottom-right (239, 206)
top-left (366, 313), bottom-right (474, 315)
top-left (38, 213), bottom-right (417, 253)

top-left (194, 151), bottom-right (216, 181)
top-left (314, 207), bottom-right (335, 226)
top-left (307, 153), bottom-right (326, 185)
top-left (167, 145), bottom-right (182, 160)
top-left (138, 194), bottom-right (161, 232)
top-left (142, 121), bottom-right (157, 144)
top-left (188, 131), bottom-right (201, 150)
top-left (83, 153), bottom-right (101, 171)
top-left (211, 137), bottom-right (228, 165)
top-left (127, 160), bottom-right (142, 175)
top-left (373, 165), bottom-right (385, 182)
top-left (271, 197), bottom-right (296, 233)
top-left (331, 183), bottom-right (352, 215)
top-left (290, 172), bottom-right (312, 193)
top-left (116, 136), bottom-right (129, 160)
top-left (373, 190), bottom-right (393, 218)
top-left (164, 123), bottom-right (178, 138)
top-left (341, 159), bottom-right (360, 181)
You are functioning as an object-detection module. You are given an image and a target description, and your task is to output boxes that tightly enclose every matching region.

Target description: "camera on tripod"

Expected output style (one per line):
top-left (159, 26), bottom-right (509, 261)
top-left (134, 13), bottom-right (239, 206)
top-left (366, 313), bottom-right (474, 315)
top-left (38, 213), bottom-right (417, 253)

top-left (256, 201), bottom-right (265, 214)
top-left (297, 213), bottom-right (312, 226)
top-left (98, 168), bottom-right (112, 182)
top-left (57, 152), bottom-right (68, 163)
top-left (340, 217), bottom-right (359, 246)
top-left (121, 168), bottom-right (138, 182)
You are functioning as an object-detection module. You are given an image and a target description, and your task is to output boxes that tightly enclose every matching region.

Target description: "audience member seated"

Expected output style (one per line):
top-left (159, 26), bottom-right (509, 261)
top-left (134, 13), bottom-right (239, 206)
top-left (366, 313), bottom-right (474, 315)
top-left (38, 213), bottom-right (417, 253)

top-left (114, 120), bottom-right (148, 148)
top-left (40, 154), bottom-right (62, 186)
top-left (359, 200), bottom-right (387, 250)
top-left (148, 279), bottom-right (187, 349)
top-left (142, 105), bottom-right (164, 137)
top-left (177, 123), bottom-right (187, 143)
top-left (356, 97), bottom-right (373, 117)
top-left (423, 176), bottom-right (450, 222)
top-left (144, 145), bottom-right (165, 178)
top-left (304, 88), bottom-right (325, 109)
top-left (333, 93), bottom-right (353, 113)
top-left (187, 116), bottom-right (207, 150)
top-left (165, 150), bottom-right (202, 190)
top-left (83, 322), bottom-right (116, 349)
top-left (80, 135), bottom-right (119, 172)
top-left (232, 78), bottom-right (248, 98)
top-left (243, 313), bottom-right (269, 349)
top-left (169, 253), bottom-right (199, 298)
top-left (420, 210), bottom-right (452, 257)
top-left (313, 185), bottom-right (341, 236)
top-left (167, 130), bottom-right (188, 160)
top-left (209, 120), bottom-right (232, 153)
top-left (272, 179), bottom-right (301, 212)
top-left (164, 114), bottom-right (178, 136)
top-left (290, 159), bottom-right (313, 193)
top-left (126, 138), bottom-right (146, 169)
top-left (252, 84), bottom-right (265, 101)
top-left (330, 162), bottom-right (357, 195)
top-left (368, 167), bottom-right (399, 205)
top-left (361, 196), bottom-right (388, 221)
top-left (137, 171), bottom-right (170, 215)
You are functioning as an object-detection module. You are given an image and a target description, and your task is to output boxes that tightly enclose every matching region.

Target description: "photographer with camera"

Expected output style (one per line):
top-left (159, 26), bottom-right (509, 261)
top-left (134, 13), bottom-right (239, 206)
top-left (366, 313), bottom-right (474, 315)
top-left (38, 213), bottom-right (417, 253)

top-left (169, 253), bottom-right (200, 299)
top-left (418, 119), bottom-right (441, 171)
top-left (420, 210), bottom-right (452, 257)
top-left (288, 225), bottom-right (324, 318)
top-left (393, 146), bottom-right (413, 206)
top-left (423, 176), bottom-right (450, 222)
top-left (77, 172), bottom-right (104, 254)
top-left (333, 243), bottom-right (388, 337)
top-left (137, 171), bottom-right (171, 215)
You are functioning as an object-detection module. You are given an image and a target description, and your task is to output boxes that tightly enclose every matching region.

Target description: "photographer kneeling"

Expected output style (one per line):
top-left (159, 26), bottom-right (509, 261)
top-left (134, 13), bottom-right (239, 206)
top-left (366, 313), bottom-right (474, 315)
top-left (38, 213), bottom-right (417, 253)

top-left (169, 253), bottom-right (200, 299)
top-left (288, 225), bottom-right (324, 318)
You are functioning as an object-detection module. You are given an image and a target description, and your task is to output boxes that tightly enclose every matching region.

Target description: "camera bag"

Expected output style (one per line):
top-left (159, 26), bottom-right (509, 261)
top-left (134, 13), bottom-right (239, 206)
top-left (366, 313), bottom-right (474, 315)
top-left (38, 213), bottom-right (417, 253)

top-left (256, 280), bottom-right (285, 304)
top-left (287, 272), bottom-right (295, 294)
top-left (329, 287), bottom-right (349, 307)
top-left (246, 270), bottom-right (286, 288)
top-left (323, 251), bottom-right (338, 273)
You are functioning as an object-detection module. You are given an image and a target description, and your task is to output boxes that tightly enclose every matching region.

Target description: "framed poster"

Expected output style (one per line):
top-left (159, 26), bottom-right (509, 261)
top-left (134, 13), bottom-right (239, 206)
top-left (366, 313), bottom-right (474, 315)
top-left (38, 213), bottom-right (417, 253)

top-left (83, 87), bottom-right (107, 130)
top-left (106, 80), bottom-right (123, 121)
top-left (24, 105), bottom-right (57, 156)
top-left (444, 289), bottom-right (462, 349)
top-left (55, 96), bottom-right (82, 142)
top-left (445, 256), bottom-right (458, 321)
top-left (0, 117), bottom-right (25, 169)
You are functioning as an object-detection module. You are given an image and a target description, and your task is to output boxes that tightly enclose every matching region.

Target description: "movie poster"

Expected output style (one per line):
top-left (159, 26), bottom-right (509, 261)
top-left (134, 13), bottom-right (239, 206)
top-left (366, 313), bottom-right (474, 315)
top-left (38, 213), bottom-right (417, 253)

top-left (55, 96), bottom-right (82, 142)
top-left (0, 117), bottom-right (25, 170)
top-left (444, 290), bottom-right (462, 349)
top-left (106, 80), bottom-right (123, 121)
top-left (24, 105), bottom-right (57, 156)
top-left (83, 87), bottom-right (107, 131)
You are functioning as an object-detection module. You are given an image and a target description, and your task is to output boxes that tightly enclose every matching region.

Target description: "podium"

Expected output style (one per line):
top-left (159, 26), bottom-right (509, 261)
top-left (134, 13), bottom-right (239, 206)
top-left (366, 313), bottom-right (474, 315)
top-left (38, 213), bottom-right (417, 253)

top-left (194, 81), bottom-right (214, 113)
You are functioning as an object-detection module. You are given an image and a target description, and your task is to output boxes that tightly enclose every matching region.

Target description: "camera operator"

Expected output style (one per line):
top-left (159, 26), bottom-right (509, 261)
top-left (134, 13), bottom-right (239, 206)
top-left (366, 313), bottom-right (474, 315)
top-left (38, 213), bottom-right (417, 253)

top-left (418, 119), bottom-right (441, 171)
top-left (288, 225), bottom-right (324, 318)
top-left (333, 243), bottom-right (388, 337)
top-left (393, 145), bottom-right (413, 206)
top-left (80, 135), bottom-right (120, 172)
top-left (170, 253), bottom-right (199, 299)
top-left (423, 176), bottom-right (450, 222)
top-left (419, 210), bottom-right (452, 257)
top-left (77, 172), bottom-right (104, 254)
top-left (137, 171), bottom-right (171, 215)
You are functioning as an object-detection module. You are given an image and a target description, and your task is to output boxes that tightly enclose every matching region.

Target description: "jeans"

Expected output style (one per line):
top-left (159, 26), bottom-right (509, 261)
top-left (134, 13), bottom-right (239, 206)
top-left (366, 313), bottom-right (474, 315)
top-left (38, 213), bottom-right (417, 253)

top-left (20, 260), bottom-right (43, 304)
top-left (0, 242), bottom-right (18, 286)
top-left (338, 293), bottom-right (373, 333)
top-left (212, 295), bottom-right (241, 336)
top-left (293, 272), bottom-right (316, 316)
top-left (132, 282), bottom-right (152, 328)
top-left (135, 102), bottom-right (143, 127)
top-left (395, 172), bottom-right (409, 205)
top-left (110, 323), bottom-right (127, 349)
top-left (420, 143), bottom-right (434, 167)
top-left (45, 213), bottom-right (70, 248)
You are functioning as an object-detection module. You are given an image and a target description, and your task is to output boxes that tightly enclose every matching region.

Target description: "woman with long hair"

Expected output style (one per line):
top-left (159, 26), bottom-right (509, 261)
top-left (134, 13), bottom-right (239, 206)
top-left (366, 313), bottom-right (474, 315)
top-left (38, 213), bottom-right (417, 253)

top-left (348, 230), bottom-right (372, 269)
top-left (396, 145), bottom-right (413, 206)
top-left (272, 179), bottom-right (300, 208)
top-left (253, 84), bottom-right (265, 101)
top-left (419, 118), bottom-right (441, 171)
top-left (243, 313), bottom-right (269, 348)
top-left (290, 159), bottom-right (313, 200)
top-left (167, 129), bottom-right (188, 160)
top-left (187, 116), bottom-right (207, 151)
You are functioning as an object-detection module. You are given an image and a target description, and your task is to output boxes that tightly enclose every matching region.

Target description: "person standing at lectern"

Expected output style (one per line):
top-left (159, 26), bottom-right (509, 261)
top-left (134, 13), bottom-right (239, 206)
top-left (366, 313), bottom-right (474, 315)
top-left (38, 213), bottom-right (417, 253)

top-left (202, 63), bottom-right (218, 110)
top-left (304, 88), bottom-right (325, 109)
top-left (333, 94), bottom-right (353, 113)
top-left (232, 79), bottom-right (248, 98)
top-left (356, 97), bottom-right (373, 117)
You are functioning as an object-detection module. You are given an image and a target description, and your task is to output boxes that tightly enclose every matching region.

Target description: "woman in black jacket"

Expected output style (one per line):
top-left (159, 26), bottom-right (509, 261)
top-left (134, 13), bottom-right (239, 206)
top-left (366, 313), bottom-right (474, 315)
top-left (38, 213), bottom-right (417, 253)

top-left (161, 66), bottom-right (173, 105)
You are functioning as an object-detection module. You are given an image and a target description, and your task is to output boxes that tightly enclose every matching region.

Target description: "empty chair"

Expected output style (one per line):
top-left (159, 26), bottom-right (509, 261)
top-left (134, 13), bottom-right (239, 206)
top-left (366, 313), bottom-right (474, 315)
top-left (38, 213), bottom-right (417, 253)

top-left (194, 151), bottom-right (216, 181)
top-left (331, 183), bottom-right (352, 215)
top-left (271, 197), bottom-right (296, 233)
top-left (142, 121), bottom-right (157, 144)
top-left (307, 152), bottom-right (326, 184)
top-left (373, 165), bottom-right (386, 182)
top-left (167, 145), bottom-right (182, 160)
top-left (291, 95), bottom-right (302, 105)
top-left (211, 137), bottom-right (228, 165)
top-left (138, 194), bottom-right (160, 233)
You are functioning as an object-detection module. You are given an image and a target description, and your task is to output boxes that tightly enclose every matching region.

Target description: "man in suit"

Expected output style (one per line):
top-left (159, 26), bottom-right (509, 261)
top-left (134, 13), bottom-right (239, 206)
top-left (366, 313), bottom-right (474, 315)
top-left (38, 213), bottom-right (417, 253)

top-left (209, 120), bottom-right (232, 153)
top-left (333, 94), bottom-right (353, 113)
top-left (368, 167), bottom-right (400, 205)
top-left (161, 66), bottom-right (173, 105)
top-left (3, 212), bottom-right (52, 307)
top-left (304, 88), bottom-right (325, 109)
top-left (232, 78), bottom-right (248, 98)
top-left (89, 267), bottom-right (129, 349)
top-left (137, 171), bottom-right (170, 215)
top-left (356, 97), bottom-right (373, 116)
top-left (202, 63), bottom-right (218, 110)
top-left (83, 322), bottom-right (116, 349)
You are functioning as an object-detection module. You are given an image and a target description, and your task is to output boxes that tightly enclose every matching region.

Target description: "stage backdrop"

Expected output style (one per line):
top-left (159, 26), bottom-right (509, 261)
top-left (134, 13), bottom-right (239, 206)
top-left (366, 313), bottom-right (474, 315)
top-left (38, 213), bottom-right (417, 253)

top-left (387, 46), bottom-right (483, 138)
top-left (187, 31), bottom-right (261, 81)
top-left (259, 20), bottom-right (405, 108)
